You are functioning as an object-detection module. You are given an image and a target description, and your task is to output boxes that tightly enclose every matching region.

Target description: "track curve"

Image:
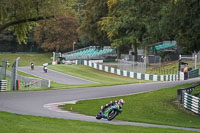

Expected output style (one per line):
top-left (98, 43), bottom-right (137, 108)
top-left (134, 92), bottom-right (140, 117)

top-left (18, 66), bottom-right (96, 85)
top-left (0, 67), bottom-right (200, 131)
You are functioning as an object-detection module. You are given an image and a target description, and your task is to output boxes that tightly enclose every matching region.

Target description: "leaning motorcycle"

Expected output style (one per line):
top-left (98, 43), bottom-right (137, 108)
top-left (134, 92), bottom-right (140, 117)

top-left (43, 66), bottom-right (48, 73)
top-left (96, 104), bottom-right (122, 121)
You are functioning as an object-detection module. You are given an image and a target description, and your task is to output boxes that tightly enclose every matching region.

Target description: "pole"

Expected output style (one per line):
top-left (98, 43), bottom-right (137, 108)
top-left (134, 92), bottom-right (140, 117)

top-left (53, 52), bottom-right (55, 62)
top-left (195, 54), bottom-right (197, 69)
top-left (73, 42), bottom-right (76, 51)
top-left (11, 57), bottom-right (20, 91)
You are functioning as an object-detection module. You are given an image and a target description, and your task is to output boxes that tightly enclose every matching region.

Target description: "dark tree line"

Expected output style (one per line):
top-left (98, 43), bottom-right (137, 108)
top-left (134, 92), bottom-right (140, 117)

top-left (0, 0), bottom-right (199, 54)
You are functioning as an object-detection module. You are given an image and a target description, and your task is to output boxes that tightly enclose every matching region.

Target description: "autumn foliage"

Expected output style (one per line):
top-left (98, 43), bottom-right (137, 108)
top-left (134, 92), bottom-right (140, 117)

top-left (34, 13), bottom-right (78, 52)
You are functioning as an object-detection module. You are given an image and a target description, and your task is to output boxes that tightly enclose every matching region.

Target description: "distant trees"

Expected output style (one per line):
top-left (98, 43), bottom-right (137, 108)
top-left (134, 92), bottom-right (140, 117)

top-left (98, 0), bottom-right (167, 60)
top-left (160, 0), bottom-right (200, 53)
top-left (34, 13), bottom-right (78, 52)
top-left (0, 0), bottom-right (199, 53)
top-left (78, 0), bottom-right (110, 46)
top-left (98, 0), bottom-right (200, 58)
top-left (0, 0), bottom-right (66, 44)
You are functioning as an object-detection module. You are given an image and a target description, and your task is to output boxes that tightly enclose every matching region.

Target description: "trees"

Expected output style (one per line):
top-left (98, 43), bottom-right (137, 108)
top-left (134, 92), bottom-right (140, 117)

top-left (99, 0), bottom-right (138, 59)
top-left (34, 13), bottom-right (78, 52)
top-left (99, 0), bottom-right (171, 61)
top-left (1, 0), bottom-right (199, 54)
top-left (0, 0), bottom-right (65, 44)
top-left (99, 0), bottom-right (149, 60)
top-left (78, 0), bottom-right (110, 46)
top-left (160, 0), bottom-right (200, 53)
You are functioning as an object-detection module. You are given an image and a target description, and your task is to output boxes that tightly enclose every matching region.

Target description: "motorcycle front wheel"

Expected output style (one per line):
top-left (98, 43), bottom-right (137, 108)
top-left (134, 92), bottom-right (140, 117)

top-left (107, 110), bottom-right (118, 121)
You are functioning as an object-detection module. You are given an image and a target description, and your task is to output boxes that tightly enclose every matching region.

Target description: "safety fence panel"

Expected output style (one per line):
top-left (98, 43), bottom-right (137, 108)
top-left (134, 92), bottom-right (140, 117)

top-left (117, 60), bottom-right (146, 74)
top-left (6, 71), bottom-right (50, 89)
top-left (183, 93), bottom-right (200, 115)
top-left (0, 80), bottom-right (7, 91)
top-left (77, 60), bottom-right (180, 81)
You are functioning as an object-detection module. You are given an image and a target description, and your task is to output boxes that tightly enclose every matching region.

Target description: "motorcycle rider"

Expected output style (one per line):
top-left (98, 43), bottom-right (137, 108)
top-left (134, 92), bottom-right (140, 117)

top-left (30, 62), bottom-right (34, 70)
top-left (101, 99), bottom-right (125, 113)
top-left (43, 65), bottom-right (48, 73)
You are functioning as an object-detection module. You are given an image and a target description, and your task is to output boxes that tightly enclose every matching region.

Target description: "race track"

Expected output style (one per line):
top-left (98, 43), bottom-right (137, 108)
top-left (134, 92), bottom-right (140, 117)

top-left (0, 66), bottom-right (200, 132)
top-left (18, 66), bottom-right (96, 85)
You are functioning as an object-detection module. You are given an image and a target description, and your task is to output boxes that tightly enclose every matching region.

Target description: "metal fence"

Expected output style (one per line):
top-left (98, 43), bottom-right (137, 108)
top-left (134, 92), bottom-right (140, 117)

top-left (0, 60), bottom-right (7, 80)
top-left (180, 54), bottom-right (197, 69)
top-left (183, 93), bottom-right (200, 114)
top-left (117, 59), bottom-right (146, 73)
top-left (5, 71), bottom-right (50, 89)
top-left (177, 82), bottom-right (200, 115)
top-left (0, 80), bottom-right (7, 91)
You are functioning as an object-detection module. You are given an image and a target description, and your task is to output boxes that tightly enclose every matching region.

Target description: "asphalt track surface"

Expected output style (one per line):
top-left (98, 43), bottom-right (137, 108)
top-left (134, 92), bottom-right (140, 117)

top-left (18, 66), bottom-right (96, 85)
top-left (0, 67), bottom-right (200, 132)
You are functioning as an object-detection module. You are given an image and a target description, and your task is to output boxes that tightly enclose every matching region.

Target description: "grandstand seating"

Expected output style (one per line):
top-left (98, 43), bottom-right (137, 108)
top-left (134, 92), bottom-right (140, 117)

top-left (62, 46), bottom-right (116, 60)
top-left (155, 42), bottom-right (177, 51)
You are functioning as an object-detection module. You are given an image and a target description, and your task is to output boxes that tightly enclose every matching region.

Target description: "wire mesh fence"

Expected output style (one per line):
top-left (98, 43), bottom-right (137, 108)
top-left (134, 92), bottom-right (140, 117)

top-left (3, 71), bottom-right (50, 90)
top-left (147, 66), bottom-right (178, 75)
top-left (180, 55), bottom-right (196, 67)
top-left (117, 59), bottom-right (146, 73)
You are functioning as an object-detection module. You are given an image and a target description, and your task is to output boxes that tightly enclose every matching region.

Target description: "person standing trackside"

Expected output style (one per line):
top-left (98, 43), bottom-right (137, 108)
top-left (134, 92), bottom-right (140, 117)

top-left (184, 64), bottom-right (188, 80)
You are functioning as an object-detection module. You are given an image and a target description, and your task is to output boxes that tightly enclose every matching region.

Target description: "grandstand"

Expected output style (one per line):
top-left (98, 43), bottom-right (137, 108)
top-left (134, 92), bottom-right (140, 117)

top-left (155, 41), bottom-right (177, 51)
top-left (135, 41), bottom-right (178, 64)
top-left (147, 41), bottom-right (177, 56)
top-left (62, 46), bottom-right (116, 60)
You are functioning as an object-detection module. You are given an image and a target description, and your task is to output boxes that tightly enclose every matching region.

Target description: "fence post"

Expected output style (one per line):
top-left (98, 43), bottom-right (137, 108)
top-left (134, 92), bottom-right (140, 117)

top-left (195, 54), bottom-right (197, 69)
top-left (11, 57), bottom-right (20, 91)
top-left (177, 89), bottom-right (186, 104)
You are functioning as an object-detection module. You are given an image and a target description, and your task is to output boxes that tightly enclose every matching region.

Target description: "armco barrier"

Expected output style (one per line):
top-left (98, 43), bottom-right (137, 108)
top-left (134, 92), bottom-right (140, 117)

top-left (177, 82), bottom-right (200, 115)
top-left (0, 80), bottom-right (7, 91)
top-left (183, 93), bottom-right (200, 114)
top-left (76, 60), bottom-right (182, 81)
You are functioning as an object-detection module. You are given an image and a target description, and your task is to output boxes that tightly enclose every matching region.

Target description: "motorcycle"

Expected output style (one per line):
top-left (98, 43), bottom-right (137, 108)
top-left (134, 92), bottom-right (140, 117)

top-left (31, 64), bottom-right (34, 70)
top-left (96, 104), bottom-right (122, 121)
top-left (43, 66), bottom-right (48, 73)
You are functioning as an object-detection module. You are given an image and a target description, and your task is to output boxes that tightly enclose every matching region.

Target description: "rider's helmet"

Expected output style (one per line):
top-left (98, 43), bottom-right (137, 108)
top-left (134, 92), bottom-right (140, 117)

top-left (119, 99), bottom-right (125, 106)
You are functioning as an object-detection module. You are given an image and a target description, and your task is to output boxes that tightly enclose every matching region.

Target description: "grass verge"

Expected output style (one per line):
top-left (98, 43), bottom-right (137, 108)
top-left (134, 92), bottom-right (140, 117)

top-left (60, 83), bottom-right (200, 128)
top-left (0, 111), bottom-right (197, 133)
top-left (49, 65), bottom-right (149, 86)
top-left (0, 53), bottom-right (51, 69)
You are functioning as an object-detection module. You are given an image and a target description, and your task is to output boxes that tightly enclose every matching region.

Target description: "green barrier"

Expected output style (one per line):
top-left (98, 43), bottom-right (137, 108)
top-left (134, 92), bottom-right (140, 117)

top-left (48, 62), bottom-right (52, 65)
top-left (189, 69), bottom-right (199, 79)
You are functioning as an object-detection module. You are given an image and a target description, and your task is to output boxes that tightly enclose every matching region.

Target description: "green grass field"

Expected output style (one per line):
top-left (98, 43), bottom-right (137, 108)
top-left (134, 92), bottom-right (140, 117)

top-left (49, 65), bottom-right (148, 86)
top-left (1, 53), bottom-right (200, 132)
top-left (60, 83), bottom-right (200, 129)
top-left (0, 111), bottom-right (197, 133)
top-left (0, 53), bottom-right (52, 68)
top-left (14, 64), bottom-right (149, 90)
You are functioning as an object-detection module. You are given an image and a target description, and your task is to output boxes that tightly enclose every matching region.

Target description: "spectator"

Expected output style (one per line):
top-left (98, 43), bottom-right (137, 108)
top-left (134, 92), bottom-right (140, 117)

top-left (184, 64), bottom-right (188, 80)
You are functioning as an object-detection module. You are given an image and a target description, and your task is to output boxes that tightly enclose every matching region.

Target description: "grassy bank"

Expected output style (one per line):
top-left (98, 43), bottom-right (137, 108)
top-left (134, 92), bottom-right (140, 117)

top-left (0, 53), bottom-right (52, 68)
top-left (16, 65), bottom-right (149, 90)
top-left (60, 83), bottom-right (200, 128)
top-left (0, 111), bottom-right (196, 133)
top-left (49, 65), bottom-right (149, 86)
